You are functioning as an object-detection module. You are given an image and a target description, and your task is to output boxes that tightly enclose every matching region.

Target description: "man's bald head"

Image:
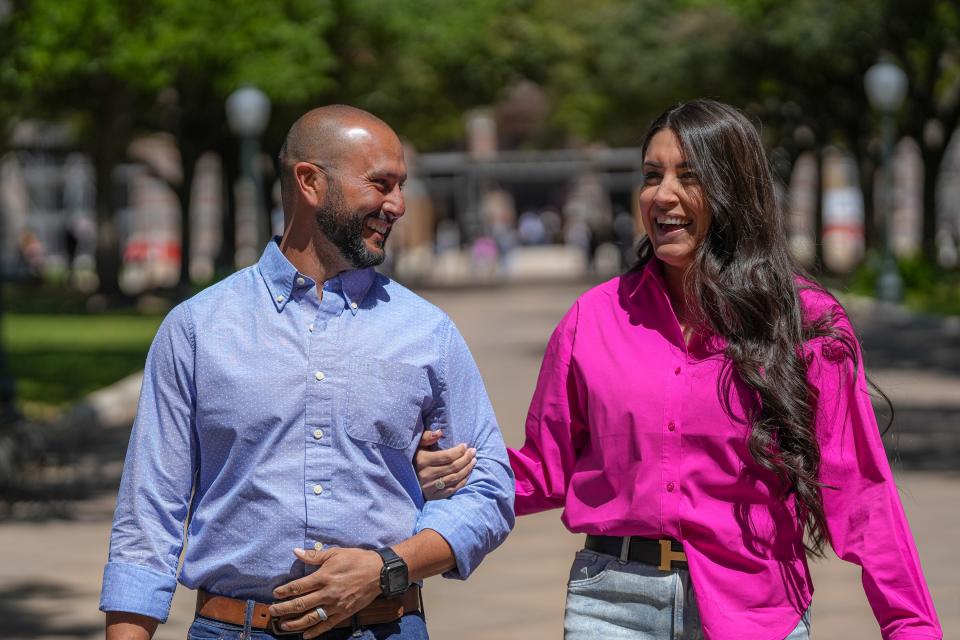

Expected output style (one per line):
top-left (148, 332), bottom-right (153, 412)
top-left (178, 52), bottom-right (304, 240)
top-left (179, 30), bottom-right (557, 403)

top-left (278, 105), bottom-right (398, 216)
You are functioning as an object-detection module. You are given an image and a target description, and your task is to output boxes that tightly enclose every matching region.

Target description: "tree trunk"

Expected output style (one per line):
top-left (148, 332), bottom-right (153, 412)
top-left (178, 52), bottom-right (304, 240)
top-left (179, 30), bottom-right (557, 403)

top-left (92, 89), bottom-right (133, 299)
top-left (921, 143), bottom-right (945, 264)
top-left (0, 254), bottom-right (17, 425)
top-left (218, 138), bottom-right (239, 273)
top-left (921, 151), bottom-right (939, 263)
top-left (93, 142), bottom-right (121, 297)
top-left (813, 146), bottom-right (825, 272)
top-left (177, 142), bottom-right (199, 293)
top-left (857, 154), bottom-right (878, 254)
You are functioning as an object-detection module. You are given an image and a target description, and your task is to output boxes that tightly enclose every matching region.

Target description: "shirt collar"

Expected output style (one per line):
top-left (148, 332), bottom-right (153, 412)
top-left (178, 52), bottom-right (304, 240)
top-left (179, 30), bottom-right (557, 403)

top-left (628, 257), bottom-right (725, 355)
top-left (257, 239), bottom-right (376, 314)
top-left (337, 267), bottom-right (376, 315)
top-left (628, 257), bottom-right (663, 299)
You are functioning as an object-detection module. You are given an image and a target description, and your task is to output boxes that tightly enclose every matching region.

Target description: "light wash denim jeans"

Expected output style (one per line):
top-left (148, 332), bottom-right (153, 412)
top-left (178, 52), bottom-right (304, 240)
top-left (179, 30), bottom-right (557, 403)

top-left (563, 549), bottom-right (811, 640)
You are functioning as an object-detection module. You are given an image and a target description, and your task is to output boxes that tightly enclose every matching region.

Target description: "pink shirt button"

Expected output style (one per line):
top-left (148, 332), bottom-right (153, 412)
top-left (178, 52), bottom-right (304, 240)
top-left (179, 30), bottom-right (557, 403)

top-left (667, 482), bottom-right (675, 492)
top-left (668, 421), bottom-right (676, 431)
top-left (674, 366), bottom-right (681, 375)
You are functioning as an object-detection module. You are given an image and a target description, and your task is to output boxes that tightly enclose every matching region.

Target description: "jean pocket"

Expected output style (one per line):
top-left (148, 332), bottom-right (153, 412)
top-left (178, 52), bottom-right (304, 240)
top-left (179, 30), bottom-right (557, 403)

top-left (567, 549), bottom-right (614, 587)
top-left (344, 359), bottom-right (429, 449)
top-left (187, 617), bottom-right (230, 640)
top-left (783, 606), bottom-right (812, 640)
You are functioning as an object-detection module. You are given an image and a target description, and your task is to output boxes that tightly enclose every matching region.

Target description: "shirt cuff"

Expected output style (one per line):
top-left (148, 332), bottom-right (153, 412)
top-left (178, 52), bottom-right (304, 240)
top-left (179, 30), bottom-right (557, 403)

top-left (99, 561), bottom-right (177, 622)
top-left (415, 505), bottom-right (489, 580)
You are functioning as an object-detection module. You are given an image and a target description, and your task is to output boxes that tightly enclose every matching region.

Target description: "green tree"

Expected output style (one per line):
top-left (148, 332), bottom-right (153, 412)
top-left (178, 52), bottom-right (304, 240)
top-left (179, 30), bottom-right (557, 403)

top-left (887, 0), bottom-right (960, 260)
top-left (6, 0), bottom-right (958, 285)
top-left (3, 0), bottom-right (528, 291)
top-left (725, 0), bottom-right (960, 263)
top-left (5, 0), bottom-right (336, 293)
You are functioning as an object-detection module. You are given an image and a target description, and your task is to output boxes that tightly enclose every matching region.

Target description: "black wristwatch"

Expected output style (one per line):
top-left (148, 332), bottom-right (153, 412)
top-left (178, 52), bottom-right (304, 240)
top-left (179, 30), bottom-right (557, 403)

top-left (375, 547), bottom-right (409, 598)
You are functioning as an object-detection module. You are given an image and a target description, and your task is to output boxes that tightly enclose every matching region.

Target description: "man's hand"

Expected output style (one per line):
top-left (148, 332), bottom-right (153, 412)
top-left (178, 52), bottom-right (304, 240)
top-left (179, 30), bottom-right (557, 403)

top-left (269, 547), bottom-right (382, 639)
top-left (414, 429), bottom-right (477, 500)
top-left (105, 612), bottom-right (158, 640)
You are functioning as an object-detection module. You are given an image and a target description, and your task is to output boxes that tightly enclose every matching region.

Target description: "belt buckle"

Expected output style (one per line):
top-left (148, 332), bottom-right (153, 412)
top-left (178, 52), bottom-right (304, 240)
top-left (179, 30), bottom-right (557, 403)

top-left (269, 616), bottom-right (302, 636)
top-left (658, 539), bottom-right (687, 571)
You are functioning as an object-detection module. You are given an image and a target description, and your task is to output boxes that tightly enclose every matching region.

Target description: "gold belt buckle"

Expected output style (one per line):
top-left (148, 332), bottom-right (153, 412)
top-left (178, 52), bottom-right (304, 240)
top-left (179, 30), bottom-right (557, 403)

top-left (658, 539), bottom-right (687, 570)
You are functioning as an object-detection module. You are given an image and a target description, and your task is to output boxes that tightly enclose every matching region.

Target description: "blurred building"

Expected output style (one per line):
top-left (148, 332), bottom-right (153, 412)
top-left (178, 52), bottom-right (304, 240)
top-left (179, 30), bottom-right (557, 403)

top-left (1, 121), bottom-right (96, 286)
top-left (890, 138), bottom-right (923, 258)
top-left (118, 134), bottom-right (182, 293)
top-left (787, 152), bottom-right (818, 269)
top-left (821, 147), bottom-right (865, 274)
top-left (5, 104), bottom-right (959, 292)
top-left (937, 130), bottom-right (960, 268)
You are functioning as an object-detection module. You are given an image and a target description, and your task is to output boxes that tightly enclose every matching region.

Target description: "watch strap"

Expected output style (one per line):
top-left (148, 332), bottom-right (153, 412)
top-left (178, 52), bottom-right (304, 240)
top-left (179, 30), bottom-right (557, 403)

top-left (375, 547), bottom-right (402, 565)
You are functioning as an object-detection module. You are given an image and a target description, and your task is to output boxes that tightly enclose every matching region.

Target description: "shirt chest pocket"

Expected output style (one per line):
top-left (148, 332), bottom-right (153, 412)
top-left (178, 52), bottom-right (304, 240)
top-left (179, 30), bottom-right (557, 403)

top-left (342, 359), bottom-right (429, 450)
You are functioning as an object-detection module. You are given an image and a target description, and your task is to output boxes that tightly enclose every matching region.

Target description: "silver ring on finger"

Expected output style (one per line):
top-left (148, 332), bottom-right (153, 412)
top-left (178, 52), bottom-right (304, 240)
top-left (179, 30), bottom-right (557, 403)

top-left (433, 479), bottom-right (445, 491)
top-left (314, 606), bottom-right (328, 622)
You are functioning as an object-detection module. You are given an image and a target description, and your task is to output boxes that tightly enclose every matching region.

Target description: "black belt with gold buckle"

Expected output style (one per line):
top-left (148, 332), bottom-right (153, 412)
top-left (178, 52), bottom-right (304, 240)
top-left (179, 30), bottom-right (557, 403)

top-left (585, 534), bottom-right (688, 570)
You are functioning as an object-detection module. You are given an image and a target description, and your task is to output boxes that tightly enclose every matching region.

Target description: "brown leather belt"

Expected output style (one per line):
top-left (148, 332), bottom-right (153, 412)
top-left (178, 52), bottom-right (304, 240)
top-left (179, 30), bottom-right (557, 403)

top-left (196, 585), bottom-right (422, 635)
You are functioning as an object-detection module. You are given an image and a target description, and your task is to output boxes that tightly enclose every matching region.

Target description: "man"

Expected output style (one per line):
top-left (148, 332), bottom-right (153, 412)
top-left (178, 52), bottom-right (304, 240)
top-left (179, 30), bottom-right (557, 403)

top-left (100, 105), bottom-right (515, 639)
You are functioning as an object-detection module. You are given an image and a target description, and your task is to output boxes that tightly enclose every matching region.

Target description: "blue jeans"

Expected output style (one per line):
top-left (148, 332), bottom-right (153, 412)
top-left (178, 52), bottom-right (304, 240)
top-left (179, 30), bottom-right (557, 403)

top-left (563, 549), bottom-right (811, 640)
top-left (186, 612), bottom-right (429, 640)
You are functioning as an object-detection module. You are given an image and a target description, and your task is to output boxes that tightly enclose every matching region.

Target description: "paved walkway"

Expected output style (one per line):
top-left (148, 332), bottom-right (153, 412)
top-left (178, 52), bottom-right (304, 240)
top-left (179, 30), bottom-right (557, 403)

top-left (1, 281), bottom-right (956, 639)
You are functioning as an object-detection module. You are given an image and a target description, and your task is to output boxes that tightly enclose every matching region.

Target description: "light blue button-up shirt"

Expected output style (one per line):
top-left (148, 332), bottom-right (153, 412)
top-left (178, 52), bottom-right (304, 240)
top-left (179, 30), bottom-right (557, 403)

top-left (99, 240), bottom-right (515, 622)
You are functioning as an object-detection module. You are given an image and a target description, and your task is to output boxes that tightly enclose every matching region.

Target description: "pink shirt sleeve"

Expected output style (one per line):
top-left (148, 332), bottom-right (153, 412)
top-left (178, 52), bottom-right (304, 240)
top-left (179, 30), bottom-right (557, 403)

top-left (812, 314), bottom-right (942, 639)
top-left (509, 301), bottom-right (589, 516)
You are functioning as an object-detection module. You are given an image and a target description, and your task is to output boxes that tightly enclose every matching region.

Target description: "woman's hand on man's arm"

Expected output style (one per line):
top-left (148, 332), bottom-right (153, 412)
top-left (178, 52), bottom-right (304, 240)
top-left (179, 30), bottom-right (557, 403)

top-left (414, 430), bottom-right (477, 500)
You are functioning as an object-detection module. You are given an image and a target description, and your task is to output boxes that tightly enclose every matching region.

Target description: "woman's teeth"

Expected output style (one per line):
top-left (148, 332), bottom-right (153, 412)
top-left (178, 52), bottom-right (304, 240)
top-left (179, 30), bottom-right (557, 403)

top-left (656, 215), bottom-right (691, 227)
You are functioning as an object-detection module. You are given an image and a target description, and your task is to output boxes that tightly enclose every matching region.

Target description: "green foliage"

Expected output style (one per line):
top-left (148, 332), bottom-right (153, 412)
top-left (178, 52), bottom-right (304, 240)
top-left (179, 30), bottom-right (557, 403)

top-left (2, 0), bottom-right (960, 266)
top-left (6, 0), bottom-right (338, 132)
top-left (849, 254), bottom-right (960, 316)
top-left (5, 313), bottom-right (163, 412)
top-left (4, 0), bottom-right (958, 151)
top-left (323, 0), bottom-right (513, 147)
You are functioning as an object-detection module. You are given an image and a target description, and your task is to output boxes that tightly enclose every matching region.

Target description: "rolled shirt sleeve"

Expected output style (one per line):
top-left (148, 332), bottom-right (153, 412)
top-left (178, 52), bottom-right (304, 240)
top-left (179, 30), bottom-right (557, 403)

top-left (415, 319), bottom-right (515, 579)
top-left (509, 301), bottom-right (588, 516)
top-left (813, 316), bottom-right (942, 639)
top-left (99, 303), bottom-right (199, 622)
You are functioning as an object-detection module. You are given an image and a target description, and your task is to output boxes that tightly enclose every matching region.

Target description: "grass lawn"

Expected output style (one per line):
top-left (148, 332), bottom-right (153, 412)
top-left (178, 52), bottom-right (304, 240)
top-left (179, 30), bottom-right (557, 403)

top-left (3, 313), bottom-right (164, 416)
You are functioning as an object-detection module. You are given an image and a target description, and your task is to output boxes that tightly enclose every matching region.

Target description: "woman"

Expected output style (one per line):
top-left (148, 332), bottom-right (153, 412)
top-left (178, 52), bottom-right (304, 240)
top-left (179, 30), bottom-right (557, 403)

top-left (415, 99), bottom-right (941, 639)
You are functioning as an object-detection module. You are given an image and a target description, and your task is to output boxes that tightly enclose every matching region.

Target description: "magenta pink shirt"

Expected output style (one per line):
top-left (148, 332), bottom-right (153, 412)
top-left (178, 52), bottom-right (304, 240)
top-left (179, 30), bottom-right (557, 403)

top-left (509, 261), bottom-right (941, 640)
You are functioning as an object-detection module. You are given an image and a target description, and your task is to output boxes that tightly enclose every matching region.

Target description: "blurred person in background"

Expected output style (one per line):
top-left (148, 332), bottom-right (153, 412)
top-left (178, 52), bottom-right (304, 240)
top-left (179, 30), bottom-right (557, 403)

top-left (100, 105), bottom-right (514, 640)
top-left (518, 209), bottom-right (547, 245)
top-left (415, 99), bottom-right (942, 639)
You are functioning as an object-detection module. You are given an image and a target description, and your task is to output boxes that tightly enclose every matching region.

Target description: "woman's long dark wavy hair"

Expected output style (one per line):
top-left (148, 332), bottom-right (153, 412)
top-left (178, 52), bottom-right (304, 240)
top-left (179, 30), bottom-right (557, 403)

top-left (634, 99), bottom-right (881, 556)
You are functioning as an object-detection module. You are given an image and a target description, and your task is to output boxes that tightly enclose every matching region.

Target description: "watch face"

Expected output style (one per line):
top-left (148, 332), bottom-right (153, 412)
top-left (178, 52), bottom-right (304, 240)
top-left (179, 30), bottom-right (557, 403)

top-left (386, 565), bottom-right (408, 593)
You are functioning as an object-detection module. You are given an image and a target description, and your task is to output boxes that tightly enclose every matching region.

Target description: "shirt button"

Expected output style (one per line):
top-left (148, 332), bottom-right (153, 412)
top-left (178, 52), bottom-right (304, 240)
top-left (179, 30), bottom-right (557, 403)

top-left (308, 323), bottom-right (315, 332)
top-left (674, 366), bottom-right (681, 375)
top-left (313, 428), bottom-right (324, 440)
top-left (350, 302), bottom-right (358, 310)
top-left (667, 482), bottom-right (675, 492)
top-left (314, 371), bottom-right (325, 381)
top-left (275, 294), bottom-right (285, 303)
top-left (313, 484), bottom-right (324, 495)
top-left (296, 276), bottom-right (306, 286)
top-left (668, 421), bottom-right (676, 432)
top-left (314, 541), bottom-right (324, 551)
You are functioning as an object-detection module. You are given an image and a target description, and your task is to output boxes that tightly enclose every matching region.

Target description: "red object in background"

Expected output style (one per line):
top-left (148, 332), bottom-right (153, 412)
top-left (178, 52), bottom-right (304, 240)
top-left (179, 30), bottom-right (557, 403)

top-left (123, 238), bottom-right (181, 264)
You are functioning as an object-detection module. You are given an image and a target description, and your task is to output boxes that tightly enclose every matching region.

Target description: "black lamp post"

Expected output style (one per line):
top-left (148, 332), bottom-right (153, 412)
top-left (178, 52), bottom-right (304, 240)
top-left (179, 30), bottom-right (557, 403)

top-left (864, 61), bottom-right (909, 303)
top-left (0, 200), bottom-right (18, 426)
top-left (226, 86), bottom-right (272, 256)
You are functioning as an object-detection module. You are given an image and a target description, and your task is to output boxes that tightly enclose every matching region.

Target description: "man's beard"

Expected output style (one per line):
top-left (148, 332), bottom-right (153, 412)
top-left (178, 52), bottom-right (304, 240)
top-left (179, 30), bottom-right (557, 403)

top-left (314, 179), bottom-right (389, 269)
